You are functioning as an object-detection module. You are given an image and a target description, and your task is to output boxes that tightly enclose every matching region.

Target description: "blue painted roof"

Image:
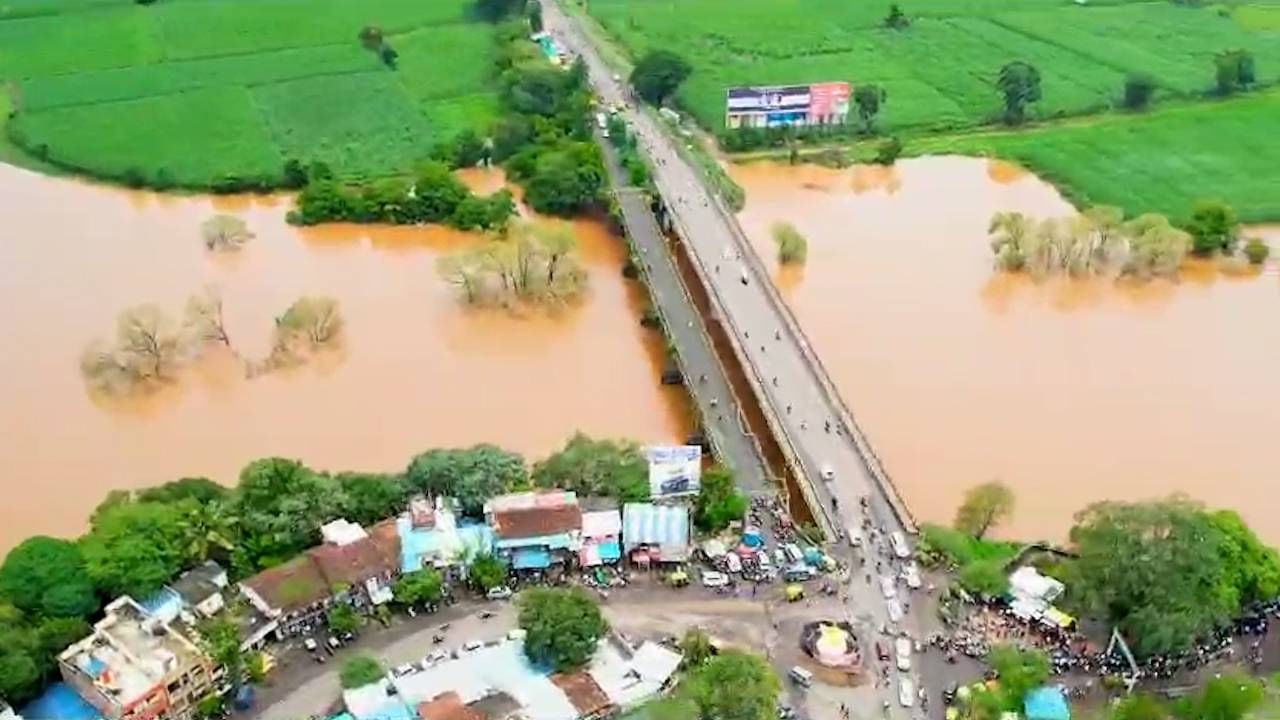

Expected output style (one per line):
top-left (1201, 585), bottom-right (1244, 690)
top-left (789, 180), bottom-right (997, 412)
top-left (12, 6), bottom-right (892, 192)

top-left (1025, 687), bottom-right (1070, 720)
top-left (512, 547), bottom-right (552, 569)
top-left (495, 531), bottom-right (574, 551)
top-left (22, 683), bottom-right (103, 720)
top-left (623, 503), bottom-right (690, 548)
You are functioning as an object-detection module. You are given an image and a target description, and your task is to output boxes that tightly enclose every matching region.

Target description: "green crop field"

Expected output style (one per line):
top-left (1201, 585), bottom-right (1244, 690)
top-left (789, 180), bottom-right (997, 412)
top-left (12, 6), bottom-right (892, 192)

top-left (590, 0), bottom-right (1280, 133)
top-left (913, 91), bottom-right (1280, 223)
top-left (1, 0), bottom-right (499, 187)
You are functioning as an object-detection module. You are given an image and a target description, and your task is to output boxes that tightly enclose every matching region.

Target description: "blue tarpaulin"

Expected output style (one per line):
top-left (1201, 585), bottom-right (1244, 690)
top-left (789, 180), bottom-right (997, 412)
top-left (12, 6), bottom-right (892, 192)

top-left (598, 541), bottom-right (621, 562)
top-left (22, 683), bottom-right (102, 720)
top-left (623, 503), bottom-right (690, 549)
top-left (1025, 687), bottom-right (1071, 720)
top-left (512, 547), bottom-right (552, 569)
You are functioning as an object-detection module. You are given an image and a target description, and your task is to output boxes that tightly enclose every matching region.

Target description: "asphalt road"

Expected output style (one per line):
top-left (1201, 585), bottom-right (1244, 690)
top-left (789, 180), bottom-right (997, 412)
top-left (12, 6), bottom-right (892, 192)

top-left (543, 4), bottom-right (936, 716)
top-left (598, 138), bottom-right (771, 495)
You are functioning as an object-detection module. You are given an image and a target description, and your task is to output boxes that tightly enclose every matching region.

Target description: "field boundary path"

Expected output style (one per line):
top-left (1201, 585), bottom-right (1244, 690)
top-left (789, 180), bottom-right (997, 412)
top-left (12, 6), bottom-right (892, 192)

top-left (597, 136), bottom-right (771, 495)
top-left (546, 0), bottom-right (916, 538)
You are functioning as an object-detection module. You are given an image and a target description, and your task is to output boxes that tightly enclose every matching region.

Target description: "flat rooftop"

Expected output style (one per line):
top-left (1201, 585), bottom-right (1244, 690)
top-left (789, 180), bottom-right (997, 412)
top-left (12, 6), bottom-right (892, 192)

top-left (60, 597), bottom-right (203, 705)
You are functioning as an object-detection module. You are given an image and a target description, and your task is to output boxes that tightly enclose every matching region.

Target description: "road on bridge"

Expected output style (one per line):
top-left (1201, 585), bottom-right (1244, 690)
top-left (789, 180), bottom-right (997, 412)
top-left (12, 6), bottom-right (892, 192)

top-left (544, 3), bottom-right (938, 717)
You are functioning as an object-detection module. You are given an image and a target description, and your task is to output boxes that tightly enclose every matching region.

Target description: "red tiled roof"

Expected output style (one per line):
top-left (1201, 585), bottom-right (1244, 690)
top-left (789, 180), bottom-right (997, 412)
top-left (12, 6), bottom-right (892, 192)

top-left (551, 672), bottom-right (613, 719)
top-left (491, 504), bottom-right (582, 540)
top-left (241, 555), bottom-right (328, 613)
top-left (417, 693), bottom-right (485, 720)
top-left (306, 536), bottom-right (395, 587)
top-left (368, 519), bottom-right (402, 568)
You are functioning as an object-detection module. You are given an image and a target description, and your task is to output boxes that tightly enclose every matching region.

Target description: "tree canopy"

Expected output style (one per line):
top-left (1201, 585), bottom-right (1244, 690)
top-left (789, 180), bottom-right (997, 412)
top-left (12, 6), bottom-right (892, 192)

top-left (231, 458), bottom-right (342, 573)
top-left (393, 569), bottom-right (444, 607)
top-left (1067, 497), bottom-right (1277, 658)
top-left (531, 433), bottom-right (649, 502)
top-left (988, 645), bottom-right (1049, 711)
top-left (694, 465), bottom-right (746, 532)
top-left (406, 445), bottom-right (527, 517)
top-left (681, 650), bottom-right (780, 720)
top-left (81, 500), bottom-right (192, 599)
top-left (336, 472), bottom-right (408, 527)
top-left (0, 537), bottom-right (99, 619)
top-left (996, 61), bottom-right (1041, 125)
top-left (1185, 200), bottom-right (1239, 256)
top-left (954, 481), bottom-right (1015, 539)
top-left (630, 50), bottom-right (693, 105)
top-left (468, 553), bottom-right (508, 592)
top-left (340, 655), bottom-right (385, 689)
top-left (518, 587), bottom-right (608, 672)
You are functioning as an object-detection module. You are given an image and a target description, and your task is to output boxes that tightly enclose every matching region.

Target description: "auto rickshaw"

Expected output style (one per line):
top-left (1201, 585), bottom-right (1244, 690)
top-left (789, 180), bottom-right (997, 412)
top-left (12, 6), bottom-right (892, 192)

top-left (667, 569), bottom-right (689, 588)
top-left (785, 584), bottom-right (805, 602)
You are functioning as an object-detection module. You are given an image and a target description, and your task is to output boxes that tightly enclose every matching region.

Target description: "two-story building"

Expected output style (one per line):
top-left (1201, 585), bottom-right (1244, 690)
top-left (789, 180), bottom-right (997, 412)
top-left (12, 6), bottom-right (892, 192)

top-left (485, 491), bottom-right (583, 572)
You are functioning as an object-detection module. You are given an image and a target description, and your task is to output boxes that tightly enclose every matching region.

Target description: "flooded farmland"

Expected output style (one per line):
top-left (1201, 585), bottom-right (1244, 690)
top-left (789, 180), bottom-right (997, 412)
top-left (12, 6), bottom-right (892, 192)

top-left (0, 164), bottom-right (690, 551)
top-left (733, 156), bottom-right (1280, 542)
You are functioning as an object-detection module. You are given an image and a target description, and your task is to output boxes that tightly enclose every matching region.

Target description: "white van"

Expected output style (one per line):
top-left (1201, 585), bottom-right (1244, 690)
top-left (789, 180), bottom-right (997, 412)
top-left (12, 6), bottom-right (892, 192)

top-left (895, 637), bottom-right (912, 671)
top-left (788, 666), bottom-right (814, 688)
top-left (595, 112), bottom-right (607, 130)
top-left (726, 553), bottom-right (743, 573)
top-left (898, 677), bottom-right (916, 707)
top-left (890, 531), bottom-right (911, 559)
top-left (879, 576), bottom-right (898, 599)
top-left (886, 597), bottom-right (904, 623)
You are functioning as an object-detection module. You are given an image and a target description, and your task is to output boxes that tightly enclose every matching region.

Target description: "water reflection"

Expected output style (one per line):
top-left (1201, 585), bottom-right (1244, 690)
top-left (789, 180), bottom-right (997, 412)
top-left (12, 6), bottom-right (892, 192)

top-left (0, 164), bottom-right (690, 550)
top-left (732, 156), bottom-right (1280, 542)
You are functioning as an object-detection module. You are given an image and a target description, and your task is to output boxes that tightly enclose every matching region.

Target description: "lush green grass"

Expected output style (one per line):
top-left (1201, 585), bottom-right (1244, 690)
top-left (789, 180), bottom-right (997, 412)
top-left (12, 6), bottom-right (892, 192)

top-left (589, 0), bottom-right (1280, 134)
top-left (912, 91), bottom-right (1280, 223)
top-left (0, 0), bottom-right (498, 187)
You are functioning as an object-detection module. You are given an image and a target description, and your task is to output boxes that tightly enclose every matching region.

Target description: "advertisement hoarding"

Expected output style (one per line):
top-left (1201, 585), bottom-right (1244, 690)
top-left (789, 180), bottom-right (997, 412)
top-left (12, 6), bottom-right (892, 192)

top-left (646, 445), bottom-right (702, 499)
top-left (725, 81), bottom-right (851, 129)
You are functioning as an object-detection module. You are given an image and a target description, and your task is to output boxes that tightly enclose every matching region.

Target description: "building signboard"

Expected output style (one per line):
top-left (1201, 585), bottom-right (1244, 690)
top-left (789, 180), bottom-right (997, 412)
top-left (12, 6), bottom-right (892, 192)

top-left (725, 81), bottom-right (851, 128)
top-left (646, 445), bottom-right (702, 499)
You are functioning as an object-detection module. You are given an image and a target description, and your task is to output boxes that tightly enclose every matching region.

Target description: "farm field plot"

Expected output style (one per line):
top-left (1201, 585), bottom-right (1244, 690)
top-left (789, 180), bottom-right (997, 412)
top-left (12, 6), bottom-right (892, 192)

top-left (589, 0), bottom-right (1280, 133)
top-left (1, 0), bottom-right (498, 187)
top-left (913, 91), bottom-right (1280, 223)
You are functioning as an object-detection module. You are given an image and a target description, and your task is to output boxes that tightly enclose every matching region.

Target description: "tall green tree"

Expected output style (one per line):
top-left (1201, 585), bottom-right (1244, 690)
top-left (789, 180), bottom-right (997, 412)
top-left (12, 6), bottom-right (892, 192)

top-left (198, 611), bottom-right (246, 688)
top-left (336, 472), bottom-right (407, 526)
top-left (1210, 510), bottom-right (1280, 607)
top-left (694, 465), bottom-right (746, 532)
top-left (393, 569), bottom-right (444, 607)
top-left (1185, 200), bottom-right (1239, 256)
top-left (954, 481), bottom-right (1015, 539)
top-left (1068, 497), bottom-right (1238, 658)
top-left (996, 61), bottom-right (1041, 125)
top-left (682, 650), bottom-right (780, 720)
top-left (0, 604), bottom-right (58, 703)
top-left (327, 603), bottom-right (362, 635)
top-left (518, 588), bottom-right (608, 672)
top-left (1214, 50), bottom-right (1256, 95)
top-left (630, 50), bottom-right (693, 105)
top-left (1178, 673), bottom-right (1262, 720)
top-left (340, 655), bottom-right (385, 689)
top-left (468, 553), bottom-right (508, 592)
top-left (531, 433), bottom-right (649, 501)
top-left (853, 84), bottom-right (887, 133)
top-left (231, 457), bottom-right (343, 572)
top-left (988, 645), bottom-right (1049, 710)
top-left (136, 477), bottom-right (227, 505)
top-left (406, 445), bottom-right (527, 517)
top-left (0, 537), bottom-right (99, 619)
top-left (81, 500), bottom-right (190, 599)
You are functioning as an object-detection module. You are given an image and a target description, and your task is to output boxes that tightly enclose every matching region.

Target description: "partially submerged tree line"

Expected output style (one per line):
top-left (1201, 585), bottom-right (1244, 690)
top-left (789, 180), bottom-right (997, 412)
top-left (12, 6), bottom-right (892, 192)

top-left (436, 219), bottom-right (587, 308)
top-left (989, 206), bottom-right (1191, 279)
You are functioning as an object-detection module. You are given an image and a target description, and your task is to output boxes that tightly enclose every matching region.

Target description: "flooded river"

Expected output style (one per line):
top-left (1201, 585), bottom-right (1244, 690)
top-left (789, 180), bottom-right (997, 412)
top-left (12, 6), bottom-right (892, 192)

top-left (733, 157), bottom-right (1280, 542)
top-left (0, 164), bottom-right (689, 551)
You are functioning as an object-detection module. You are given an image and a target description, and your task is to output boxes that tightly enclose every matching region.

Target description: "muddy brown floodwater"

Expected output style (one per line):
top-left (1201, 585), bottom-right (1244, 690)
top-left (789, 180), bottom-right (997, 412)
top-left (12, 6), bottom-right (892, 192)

top-left (733, 156), bottom-right (1280, 543)
top-left (0, 164), bottom-right (690, 551)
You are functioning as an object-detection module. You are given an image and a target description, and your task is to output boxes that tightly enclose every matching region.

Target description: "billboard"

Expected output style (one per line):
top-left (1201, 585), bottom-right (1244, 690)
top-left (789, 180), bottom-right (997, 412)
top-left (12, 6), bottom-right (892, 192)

top-left (725, 81), bottom-right (851, 129)
top-left (646, 445), bottom-right (702, 499)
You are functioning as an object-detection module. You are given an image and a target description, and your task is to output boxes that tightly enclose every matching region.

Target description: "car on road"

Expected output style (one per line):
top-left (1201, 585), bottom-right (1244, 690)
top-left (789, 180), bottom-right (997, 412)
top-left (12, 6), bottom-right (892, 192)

top-left (774, 549), bottom-right (788, 566)
top-left (879, 576), bottom-right (897, 599)
top-left (701, 570), bottom-right (730, 588)
top-left (890, 531), bottom-right (911, 559)
top-left (783, 543), bottom-right (804, 564)
top-left (303, 638), bottom-right (318, 652)
top-left (820, 465), bottom-right (835, 481)
top-left (725, 553), bottom-right (742, 574)
top-left (902, 563), bottom-right (922, 589)
top-left (757, 550), bottom-right (772, 572)
top-left (462, 640), bottom-right (484, 653)
top-left (942, 682), bottom-right (959, 705)
top-left (875, 641), bottom-right (890, 662)
top-left (783, 564), bottom-right (816, 582)
top-left (486, 585), bottom-right (513, 600)
top-left (885, 597), bottom-right (904, 623)
top-left (895, 637), bottom-right (912, 671)
top-left (846, 529), bottom-right (863, 548)
top-left (898, 677), bottom-right (916, 708)
top-left (426, 649), bottom-right (448, 664)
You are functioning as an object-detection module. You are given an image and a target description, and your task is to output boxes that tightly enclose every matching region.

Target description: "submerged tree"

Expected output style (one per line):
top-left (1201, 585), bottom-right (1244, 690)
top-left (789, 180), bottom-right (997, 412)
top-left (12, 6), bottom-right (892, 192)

top-left (184, 285), bottom-right (232, 348)
top-left (436, 220), bottom-right (586, 308)
top-left (771, 222), bottom-right (808, 265)
top-left (200, 214), bottom-right (253, 252)
top-left (276, 296), bottom-right (342, 348)
top-left (989, 207), bottom-right (1189, 280)
top-left (81, 303), bottom-right (190, 391)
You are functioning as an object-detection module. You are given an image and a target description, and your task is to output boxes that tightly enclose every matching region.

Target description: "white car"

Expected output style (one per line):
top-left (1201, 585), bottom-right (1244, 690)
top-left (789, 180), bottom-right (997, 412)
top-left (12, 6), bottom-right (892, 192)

top-left (902, 563), bottom-right (922, 590)
top-left (898, 677), bottom-right (916, 707)
top-left (879, 576), bottom-right (898, 599)
top-left (486, 585), bottom-right (513, 600)
top-left (757, 551), bottom-right (772, 571)
top-left (462, 640), bottom-right (484, 653)
top-left (886, 597), bottom-right (904, 623)
top-left (895, 637), bottom-right (913, 672)
top-left (701, 571), bottom-right (730, 588)
top-left (726, 553), bottom-right (742, 574)
top-left (890, 531), bottom-right (911, 559)
top-left (820, 465), bottom-right (835, 481)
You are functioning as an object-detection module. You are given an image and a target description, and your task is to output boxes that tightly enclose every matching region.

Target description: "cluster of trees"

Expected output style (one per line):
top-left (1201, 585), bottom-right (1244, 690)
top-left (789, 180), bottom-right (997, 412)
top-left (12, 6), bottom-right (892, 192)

top-left (645, 631), bottom-right (780, 720)
top-left (80, 288), bottom-right (343, 393)
top-left (288, 160), bottom-right (516, 231)
top-left (940, 481), bottom-right (1280, 660)
top-left (990, 200), bottom-right (1269, 280)
top-left (630, 50), bottom-right (692, 106)
top-left (694, 465), bottom-right (747, 533)
top-left (989, 206), bottom-right (1192, 279)
top-left (770, 222), bottom-right (809, 265)
top-left (1107, 672), bottom-right (1266, 720)
top-left (435, 219), bottom-right (588, 307)
top-left (518, 587), bottom-right (609, 671)
top-left (607, 114), bottom-right (651, 188)
top-left (954, 645), bottom-right (1050, 720)
top-left (488, 21), bottom-right (606, 217)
